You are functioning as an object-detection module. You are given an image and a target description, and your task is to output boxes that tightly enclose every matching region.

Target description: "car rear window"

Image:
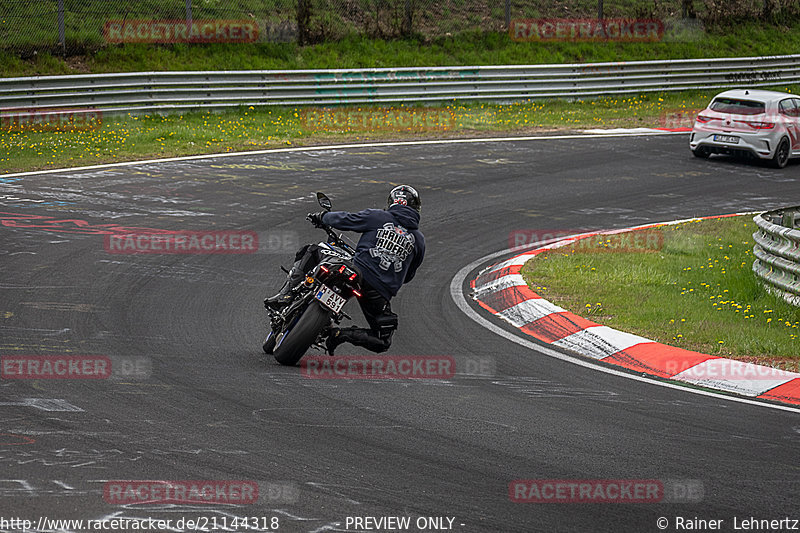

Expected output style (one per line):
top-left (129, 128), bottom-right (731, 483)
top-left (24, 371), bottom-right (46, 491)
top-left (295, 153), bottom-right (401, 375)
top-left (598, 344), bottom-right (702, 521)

top-left (709, 98), bottom-right (765, 115)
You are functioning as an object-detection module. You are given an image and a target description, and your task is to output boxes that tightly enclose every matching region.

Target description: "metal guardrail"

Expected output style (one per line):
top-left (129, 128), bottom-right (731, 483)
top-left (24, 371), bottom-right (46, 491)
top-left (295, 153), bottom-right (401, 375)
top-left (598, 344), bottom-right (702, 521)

top-left (1, 54), bottom-right (799, 117)
top-left (753, 207), bottom-right (800, 307)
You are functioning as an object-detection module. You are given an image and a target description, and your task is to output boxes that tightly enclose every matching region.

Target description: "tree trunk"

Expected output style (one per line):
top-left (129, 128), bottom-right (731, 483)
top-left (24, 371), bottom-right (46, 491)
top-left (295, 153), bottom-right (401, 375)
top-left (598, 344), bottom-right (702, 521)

top-left (297, 0), bottom-right (311, 45)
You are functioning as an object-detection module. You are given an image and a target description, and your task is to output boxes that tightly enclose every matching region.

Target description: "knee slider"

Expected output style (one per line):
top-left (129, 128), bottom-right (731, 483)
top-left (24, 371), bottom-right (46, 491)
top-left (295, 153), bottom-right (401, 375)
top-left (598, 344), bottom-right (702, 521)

top-left (375, 312), bottom-right (398, 345)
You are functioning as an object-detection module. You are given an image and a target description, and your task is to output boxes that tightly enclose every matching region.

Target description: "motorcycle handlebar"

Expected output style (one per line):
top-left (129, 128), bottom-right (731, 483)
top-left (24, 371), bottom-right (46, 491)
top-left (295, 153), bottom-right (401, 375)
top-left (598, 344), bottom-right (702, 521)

top-left (309, 219), bottom-right (355, 254)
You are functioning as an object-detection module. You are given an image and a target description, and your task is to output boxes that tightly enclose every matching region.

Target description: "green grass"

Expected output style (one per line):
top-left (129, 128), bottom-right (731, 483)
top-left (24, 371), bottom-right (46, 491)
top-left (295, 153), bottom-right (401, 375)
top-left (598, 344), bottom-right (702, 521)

top-left (0, 90), bottom-right (732, 173)
top-left (3, 21), bottom-right (800, 77)
top-left (6, 87), bottom-right (800, 174)
top-left (521, 216), bottom-right (800, 361)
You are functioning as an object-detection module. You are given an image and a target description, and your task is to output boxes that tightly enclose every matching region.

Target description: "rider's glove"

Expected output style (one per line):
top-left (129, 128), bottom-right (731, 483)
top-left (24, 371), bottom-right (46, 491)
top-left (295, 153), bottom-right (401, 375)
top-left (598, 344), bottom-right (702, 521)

top-left (307, 211), bottom-right (326, 227)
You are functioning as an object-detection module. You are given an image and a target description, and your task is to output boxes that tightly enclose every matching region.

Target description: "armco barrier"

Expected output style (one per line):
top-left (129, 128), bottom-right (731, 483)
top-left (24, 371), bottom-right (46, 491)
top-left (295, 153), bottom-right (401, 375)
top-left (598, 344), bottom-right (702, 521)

top-left (753, 207), bottom-right (800, 307)
top-left (1, 54), bottom-right (799, 118)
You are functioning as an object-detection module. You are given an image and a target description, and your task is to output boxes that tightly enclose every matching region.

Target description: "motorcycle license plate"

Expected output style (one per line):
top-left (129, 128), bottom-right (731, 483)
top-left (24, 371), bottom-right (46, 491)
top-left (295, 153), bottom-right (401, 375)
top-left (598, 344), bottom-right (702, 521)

top-left (713, 134), bottom-right (739, 144)
top-left (315, 285), bottom-right (346, 313)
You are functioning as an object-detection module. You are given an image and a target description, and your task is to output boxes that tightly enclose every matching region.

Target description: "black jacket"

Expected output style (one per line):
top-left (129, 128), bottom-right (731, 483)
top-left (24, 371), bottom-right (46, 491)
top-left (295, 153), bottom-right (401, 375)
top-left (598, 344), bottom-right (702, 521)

top-left (321, 205), bottom-right (425, 300)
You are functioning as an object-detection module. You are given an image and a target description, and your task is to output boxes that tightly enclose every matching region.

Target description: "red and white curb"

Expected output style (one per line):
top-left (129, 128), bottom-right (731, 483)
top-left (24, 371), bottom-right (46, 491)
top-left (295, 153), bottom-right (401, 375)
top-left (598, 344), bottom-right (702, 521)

top-left (470, 215), bottom-right (800, 406)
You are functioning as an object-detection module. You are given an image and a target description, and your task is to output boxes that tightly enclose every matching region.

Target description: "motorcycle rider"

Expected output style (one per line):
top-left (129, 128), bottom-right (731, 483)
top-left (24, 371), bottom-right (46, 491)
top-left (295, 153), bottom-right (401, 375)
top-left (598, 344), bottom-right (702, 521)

top-left (264, 185), bottom-right (425, 355)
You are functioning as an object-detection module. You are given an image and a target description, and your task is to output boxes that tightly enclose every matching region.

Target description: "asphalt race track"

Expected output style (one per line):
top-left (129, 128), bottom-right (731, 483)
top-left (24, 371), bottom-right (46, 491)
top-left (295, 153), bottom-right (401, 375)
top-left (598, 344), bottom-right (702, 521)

top-left (1, 133), bottom-right (799, 533)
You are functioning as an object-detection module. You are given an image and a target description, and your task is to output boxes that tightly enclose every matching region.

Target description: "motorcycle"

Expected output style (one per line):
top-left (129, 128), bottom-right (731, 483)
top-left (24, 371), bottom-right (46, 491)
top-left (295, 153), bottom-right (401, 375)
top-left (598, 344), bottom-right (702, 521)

top-left (262, 192), bottom-right (362, 366)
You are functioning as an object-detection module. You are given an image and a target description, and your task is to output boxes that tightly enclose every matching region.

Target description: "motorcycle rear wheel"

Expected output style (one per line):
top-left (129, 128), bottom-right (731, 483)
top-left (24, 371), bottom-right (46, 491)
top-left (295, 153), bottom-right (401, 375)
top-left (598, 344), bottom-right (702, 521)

top-left (273, 303), bottom-right (330, 366)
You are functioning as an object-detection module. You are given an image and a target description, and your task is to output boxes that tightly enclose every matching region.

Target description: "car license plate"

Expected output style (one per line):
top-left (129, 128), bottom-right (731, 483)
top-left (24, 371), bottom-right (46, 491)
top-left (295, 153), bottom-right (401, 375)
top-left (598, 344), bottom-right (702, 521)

top-left (713, 134), bottom-right (739, 144)
top-left (315, 285), bottom-right (346, 313)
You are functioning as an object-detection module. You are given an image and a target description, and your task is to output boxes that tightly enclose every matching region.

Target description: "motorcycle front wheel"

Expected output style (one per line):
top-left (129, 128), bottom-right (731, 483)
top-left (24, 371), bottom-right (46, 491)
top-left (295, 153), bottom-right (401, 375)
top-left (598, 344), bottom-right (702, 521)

top-left (272, 303), bottom-right (331, 366)
top-left (262, 330), bottom-right (277, 354)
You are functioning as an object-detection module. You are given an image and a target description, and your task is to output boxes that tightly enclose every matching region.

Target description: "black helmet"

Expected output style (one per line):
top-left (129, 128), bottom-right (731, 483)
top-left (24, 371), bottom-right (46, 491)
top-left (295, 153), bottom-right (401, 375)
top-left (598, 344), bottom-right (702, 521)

top-left (387, 185), bottom-right (421, 212)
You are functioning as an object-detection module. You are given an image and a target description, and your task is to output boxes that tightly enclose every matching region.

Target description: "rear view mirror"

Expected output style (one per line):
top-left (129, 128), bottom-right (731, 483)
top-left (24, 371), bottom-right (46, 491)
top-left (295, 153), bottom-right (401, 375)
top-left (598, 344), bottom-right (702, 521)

top-left (316, 192), bottom-right (332, 211)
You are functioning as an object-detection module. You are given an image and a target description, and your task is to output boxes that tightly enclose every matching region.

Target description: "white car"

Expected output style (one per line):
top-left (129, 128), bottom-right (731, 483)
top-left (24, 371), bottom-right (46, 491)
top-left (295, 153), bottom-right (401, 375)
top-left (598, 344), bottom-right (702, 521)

top-left (689, 89), bottom-right (800, 168)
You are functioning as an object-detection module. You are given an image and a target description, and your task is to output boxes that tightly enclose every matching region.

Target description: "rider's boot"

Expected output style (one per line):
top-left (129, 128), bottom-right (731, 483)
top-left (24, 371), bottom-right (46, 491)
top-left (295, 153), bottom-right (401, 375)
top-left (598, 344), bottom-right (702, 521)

top-left (264, 262), bottom-right (305, 310)
top-left (326, 326), bottom-right (388, 355)
top-left (326, 326), bottom-right (356, 355)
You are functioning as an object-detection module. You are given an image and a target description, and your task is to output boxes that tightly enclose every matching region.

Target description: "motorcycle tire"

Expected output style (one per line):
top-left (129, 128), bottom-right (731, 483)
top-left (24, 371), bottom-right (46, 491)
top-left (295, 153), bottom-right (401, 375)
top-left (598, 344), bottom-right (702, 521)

top-left (273, 303), bottom-right (331, 366)
top-left (262, 330), bottom-right (277, 354)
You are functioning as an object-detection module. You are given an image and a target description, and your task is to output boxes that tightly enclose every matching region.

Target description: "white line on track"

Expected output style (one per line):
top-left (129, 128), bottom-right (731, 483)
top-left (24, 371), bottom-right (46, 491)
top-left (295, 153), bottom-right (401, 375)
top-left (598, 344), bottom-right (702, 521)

top-left (450, 246), bottom-right (800, 414)
top-left (2, 131), bottom-right (686, 178)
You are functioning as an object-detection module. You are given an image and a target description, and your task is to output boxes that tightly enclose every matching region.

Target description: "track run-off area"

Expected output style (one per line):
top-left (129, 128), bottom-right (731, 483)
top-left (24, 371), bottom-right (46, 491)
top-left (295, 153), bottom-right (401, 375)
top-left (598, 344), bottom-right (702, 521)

top-left (1, 132), bottom-right (799, 532)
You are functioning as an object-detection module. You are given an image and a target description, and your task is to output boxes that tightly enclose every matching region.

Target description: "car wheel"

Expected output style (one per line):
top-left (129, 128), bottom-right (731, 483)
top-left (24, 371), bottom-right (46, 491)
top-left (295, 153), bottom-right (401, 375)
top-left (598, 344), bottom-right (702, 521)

top-left (692, 146), bottom-right (710, 159)
top-left (770, 137), bottom-right (790, 168)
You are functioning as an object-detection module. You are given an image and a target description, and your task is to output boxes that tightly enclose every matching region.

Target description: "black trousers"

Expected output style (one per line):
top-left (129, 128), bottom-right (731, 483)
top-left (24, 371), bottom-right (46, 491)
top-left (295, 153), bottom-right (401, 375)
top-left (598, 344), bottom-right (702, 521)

top-left (350, 283), bottom-right (397, 353)
top-left (294, 244), bottom-right (398, 352)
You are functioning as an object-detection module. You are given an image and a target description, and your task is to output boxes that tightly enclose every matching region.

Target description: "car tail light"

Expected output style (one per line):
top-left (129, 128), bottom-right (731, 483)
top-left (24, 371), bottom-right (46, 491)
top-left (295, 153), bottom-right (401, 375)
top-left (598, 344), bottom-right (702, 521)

top-left (320, 265), bottom-right (329, 273)
top-left (745, 121), bottom-right (775, 130)
top-left (348, 272), bottom-right (357, 281)
top-left (352, 289), bottom-right (362, 298)
top-left (695, 115), bottom-right (712, 123)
